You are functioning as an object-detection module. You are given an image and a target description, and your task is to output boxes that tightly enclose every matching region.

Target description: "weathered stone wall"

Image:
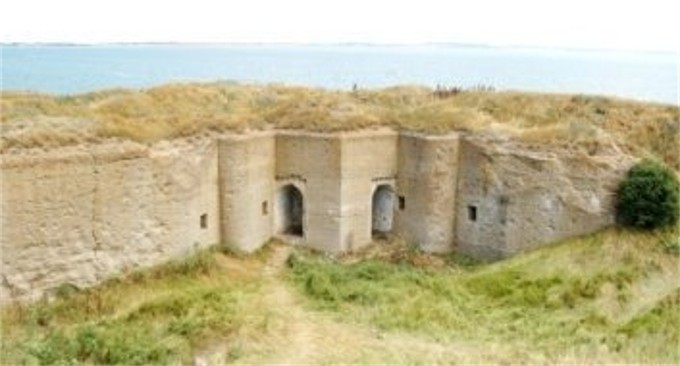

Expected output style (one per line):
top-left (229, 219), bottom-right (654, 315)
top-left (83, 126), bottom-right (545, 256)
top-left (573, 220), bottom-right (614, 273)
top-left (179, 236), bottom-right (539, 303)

top-left (455, 137), bottom-right (634, 259)
top-left (454, 139), bottom-right (507, 259)
top-left (1, 139), bottom-right (219, 304)
top-left (396, 133), bottom-right (460, 253)
top-left (1, 129), bottom-right (635, 303)
top-left (275, 132), bottom-right (343, 252)
top-left (499, 152), bottom-right (633, 255)
top-left (339, 130), bottom-right (398, 251)
top-left (218, 133), bottom-right (275, 252)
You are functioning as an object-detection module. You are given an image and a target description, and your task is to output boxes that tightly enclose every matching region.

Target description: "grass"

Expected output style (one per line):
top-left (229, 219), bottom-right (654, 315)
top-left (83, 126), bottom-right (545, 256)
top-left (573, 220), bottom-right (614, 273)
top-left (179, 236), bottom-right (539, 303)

top-left (0, 247), bottom-right (267, 365)
top-left (2, 229), bottom-right (678, 364)
top-left (287, 227), bottom-right (680, 362)
top-left (2, 82), bottom-right (678, 168)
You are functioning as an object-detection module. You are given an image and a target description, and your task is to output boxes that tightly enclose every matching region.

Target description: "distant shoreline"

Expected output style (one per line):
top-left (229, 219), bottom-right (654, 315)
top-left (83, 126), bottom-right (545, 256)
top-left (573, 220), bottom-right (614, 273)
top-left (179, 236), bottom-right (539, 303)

top-left (2, 42), bottom-right (675, 55)
top-left (3, 44), bottom-right (676, 103)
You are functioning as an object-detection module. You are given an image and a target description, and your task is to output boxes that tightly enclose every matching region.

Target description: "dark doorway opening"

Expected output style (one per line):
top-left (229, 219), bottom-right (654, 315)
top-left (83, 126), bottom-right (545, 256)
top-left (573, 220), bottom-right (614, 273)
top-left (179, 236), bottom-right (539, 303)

top-left (278, 184), bottom-right (304, 236)
top-left (372, 185), bottom-right (395, 238)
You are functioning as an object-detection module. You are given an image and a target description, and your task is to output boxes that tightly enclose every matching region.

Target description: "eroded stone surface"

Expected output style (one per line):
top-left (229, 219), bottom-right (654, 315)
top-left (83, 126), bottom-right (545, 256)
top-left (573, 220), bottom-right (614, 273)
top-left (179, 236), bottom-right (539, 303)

top-left (0, 130), bottom-right (634, 303)
top-left (1, 139), bottom-right (219, 303)
top-left (455, 137), bottom-right (634, 259)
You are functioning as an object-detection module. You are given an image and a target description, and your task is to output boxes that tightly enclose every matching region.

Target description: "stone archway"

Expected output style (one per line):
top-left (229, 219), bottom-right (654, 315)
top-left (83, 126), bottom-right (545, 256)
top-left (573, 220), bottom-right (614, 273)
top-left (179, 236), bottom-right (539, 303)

top-left (372, 184), bottom-right (395, 238)
top-left (277, 184), bottom-right (304, 236)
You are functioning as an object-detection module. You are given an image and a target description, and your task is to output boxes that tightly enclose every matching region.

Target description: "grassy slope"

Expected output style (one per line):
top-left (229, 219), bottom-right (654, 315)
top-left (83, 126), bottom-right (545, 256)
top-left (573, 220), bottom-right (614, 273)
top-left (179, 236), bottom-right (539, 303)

top-left (2, 83), bottom-right (678, 167)
top-left (0, 248), bottom-right (270, 365)
top-left (2, 228), bottom-right (677, 364)
top-left (288, 227), bottom-right (680, 363)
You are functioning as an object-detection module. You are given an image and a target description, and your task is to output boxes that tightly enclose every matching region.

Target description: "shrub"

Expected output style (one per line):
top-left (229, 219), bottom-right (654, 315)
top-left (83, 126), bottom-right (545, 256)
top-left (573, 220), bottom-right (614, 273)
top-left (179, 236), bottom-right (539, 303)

top-left (616, 160), bottom-right (679, 229)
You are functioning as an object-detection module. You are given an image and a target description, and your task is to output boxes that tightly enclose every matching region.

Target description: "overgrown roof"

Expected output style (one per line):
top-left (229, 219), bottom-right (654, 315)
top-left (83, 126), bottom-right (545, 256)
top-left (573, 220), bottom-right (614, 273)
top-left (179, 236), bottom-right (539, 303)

top-left (1, 82), bottom-right (678, 167)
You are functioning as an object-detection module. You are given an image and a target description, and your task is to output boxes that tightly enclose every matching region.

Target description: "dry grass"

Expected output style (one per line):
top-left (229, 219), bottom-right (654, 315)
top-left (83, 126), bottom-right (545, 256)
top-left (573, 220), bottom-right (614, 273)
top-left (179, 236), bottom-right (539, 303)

top-left (288, 227), bottom-right (680, 363)
top-left (2, 82), bottom-right (678, 166)
top-left (2, 229), bottom-right (678, 364)
top-left (0, 246), bottom-right (271, 365)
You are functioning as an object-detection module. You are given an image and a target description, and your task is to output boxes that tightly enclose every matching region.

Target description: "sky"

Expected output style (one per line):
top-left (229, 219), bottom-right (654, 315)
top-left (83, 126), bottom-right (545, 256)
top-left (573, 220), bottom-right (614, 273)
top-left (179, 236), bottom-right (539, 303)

top-left (1, 0), bottom-right (678, 51)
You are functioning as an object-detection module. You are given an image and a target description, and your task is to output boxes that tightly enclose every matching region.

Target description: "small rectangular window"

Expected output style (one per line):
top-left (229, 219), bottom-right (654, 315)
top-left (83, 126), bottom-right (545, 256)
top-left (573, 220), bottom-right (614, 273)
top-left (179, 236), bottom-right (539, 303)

top-left (200, 214), bottom-right (208, 229)
top-left (262, 201), bottom-right (268, 215)
top-left (398, 196), bottom-right (405, 210)
top-left (467, 205), bottom-right (477, 222)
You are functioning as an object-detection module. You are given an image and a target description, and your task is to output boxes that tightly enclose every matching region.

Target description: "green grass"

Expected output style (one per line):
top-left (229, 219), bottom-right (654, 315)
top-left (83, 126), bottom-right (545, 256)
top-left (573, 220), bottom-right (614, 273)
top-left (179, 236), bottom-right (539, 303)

top-left (287, 227), bottom-right (680, 362)
top-left (2, 229), bottom-right (677, 364)
top-left (610, 289), bottom-right (680, 359)
top-left (0, 248), bottom-right (266, 365)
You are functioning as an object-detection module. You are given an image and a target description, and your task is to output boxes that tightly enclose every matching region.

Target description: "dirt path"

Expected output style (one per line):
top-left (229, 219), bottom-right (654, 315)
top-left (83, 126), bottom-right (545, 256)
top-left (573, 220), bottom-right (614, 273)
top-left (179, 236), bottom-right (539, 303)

top-left (256, 245), bottom-right (320, 364)
top-left (194, 243), bottom-right (639, 365)
top-left (195, 245), bottom-right (317, 365)
top-left (219, 244), bottom-right (538, 365)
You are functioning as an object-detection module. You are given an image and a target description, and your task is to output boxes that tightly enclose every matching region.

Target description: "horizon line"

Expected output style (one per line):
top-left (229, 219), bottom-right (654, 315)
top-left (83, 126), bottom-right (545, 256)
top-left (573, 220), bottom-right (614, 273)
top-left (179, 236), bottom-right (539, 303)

top-left (2, 41), bottom-right (675, 54)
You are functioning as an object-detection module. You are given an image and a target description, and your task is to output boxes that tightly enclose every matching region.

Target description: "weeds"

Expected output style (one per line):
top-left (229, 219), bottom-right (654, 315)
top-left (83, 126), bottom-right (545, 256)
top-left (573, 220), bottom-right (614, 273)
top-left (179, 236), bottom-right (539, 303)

top-left (288, 228), bottom-right (679, 362)
top-left (25, 324), bottom-right (178, 365)
top-left (607, 289), bottom-right (680, 359)
top-left (1, 248), bottom-right (262, 365)
top-left (2, 83), bottom-right (678, 168)
top-left (661, 235), bottom-right (680, 256)
top-left (2, 230), bottom-right (678, 364)
top-left (465, 269), bottom-right (564, 307)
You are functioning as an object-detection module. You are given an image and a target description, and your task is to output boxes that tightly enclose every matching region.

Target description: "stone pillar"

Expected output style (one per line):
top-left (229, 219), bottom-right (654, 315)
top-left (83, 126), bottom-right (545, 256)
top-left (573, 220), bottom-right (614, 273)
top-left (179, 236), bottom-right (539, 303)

top-left (218, 133), bottom-right (275, 252)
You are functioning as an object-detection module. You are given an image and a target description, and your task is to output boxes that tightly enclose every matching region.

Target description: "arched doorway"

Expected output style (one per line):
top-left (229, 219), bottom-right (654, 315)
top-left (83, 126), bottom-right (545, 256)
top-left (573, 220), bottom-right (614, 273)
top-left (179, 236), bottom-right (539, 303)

top-left (277, 184), bottom-right (304, 236)
top-left (372, 184), bottom-right (395, 238)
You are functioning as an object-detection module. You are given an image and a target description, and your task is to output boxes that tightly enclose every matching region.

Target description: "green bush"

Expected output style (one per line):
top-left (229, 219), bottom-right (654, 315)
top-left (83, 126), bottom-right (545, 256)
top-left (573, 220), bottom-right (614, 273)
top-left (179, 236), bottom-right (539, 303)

top-left (616, 160), bottom-right (679, 229)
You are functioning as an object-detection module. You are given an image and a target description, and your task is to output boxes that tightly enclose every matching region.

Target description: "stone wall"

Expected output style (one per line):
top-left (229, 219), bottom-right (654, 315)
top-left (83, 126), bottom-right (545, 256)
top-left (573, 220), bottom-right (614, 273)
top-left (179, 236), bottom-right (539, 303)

top-left (275, 132), bottom-right (343, 252)
top-left (339, 130), bottom-right (398, 252)
top-left (1, 129), bottom-right (634, 303)
top-left (454, 138), bottom-right (508, 259)
top-left (500, 152), bottom-right (633, 255)
top-left (454, 137), bottom-right (634, 259)
top-left (1, 139), bottom-right (219, 304)
top-left (218, 133), bottom-right (275, 252)
top-left (396, 133), bottom-right (460, 253)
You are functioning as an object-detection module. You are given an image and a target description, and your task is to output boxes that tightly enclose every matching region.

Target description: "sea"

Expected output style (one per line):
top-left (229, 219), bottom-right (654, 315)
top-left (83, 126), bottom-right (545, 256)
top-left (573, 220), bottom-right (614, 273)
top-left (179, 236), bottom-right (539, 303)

top-left (1, 44), bottom-right (677, 104)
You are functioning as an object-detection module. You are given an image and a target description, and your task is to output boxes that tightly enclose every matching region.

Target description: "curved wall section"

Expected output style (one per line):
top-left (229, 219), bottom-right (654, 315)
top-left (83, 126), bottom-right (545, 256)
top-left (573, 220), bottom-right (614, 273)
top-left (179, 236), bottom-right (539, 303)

top-left (217, 133), bottom-right (275, 253)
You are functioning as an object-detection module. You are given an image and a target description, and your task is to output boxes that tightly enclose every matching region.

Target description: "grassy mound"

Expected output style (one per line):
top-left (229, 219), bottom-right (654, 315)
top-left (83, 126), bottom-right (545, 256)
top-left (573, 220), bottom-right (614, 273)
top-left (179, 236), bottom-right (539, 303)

top-left (0, 248), bottom-right (266, 365)
top-left (288, 228), bottom-right (679, 362)
top-left (2, 83), bottom-right (678, 167)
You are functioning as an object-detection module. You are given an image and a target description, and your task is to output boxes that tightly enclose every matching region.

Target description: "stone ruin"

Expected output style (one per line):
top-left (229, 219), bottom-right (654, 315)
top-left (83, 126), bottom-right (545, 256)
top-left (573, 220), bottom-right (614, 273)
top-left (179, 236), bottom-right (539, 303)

top-left (0, 128), bottom-right (634, 303)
